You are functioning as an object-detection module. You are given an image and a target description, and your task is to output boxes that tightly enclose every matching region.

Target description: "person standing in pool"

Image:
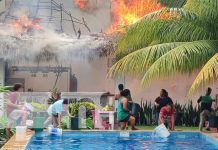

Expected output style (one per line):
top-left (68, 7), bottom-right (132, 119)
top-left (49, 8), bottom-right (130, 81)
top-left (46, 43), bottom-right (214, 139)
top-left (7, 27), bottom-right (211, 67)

top-left (117, 89), bottom-right (138, 130)
top-left (154, 89), bottom-right (173, 125)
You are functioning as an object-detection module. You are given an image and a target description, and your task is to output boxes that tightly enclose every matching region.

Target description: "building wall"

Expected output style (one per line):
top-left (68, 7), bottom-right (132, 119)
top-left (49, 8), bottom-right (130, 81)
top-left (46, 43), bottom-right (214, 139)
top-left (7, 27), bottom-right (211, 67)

top-left (0, 0), bottom-right (5, 13)
top-left (9, 68), bottom-right (70, 92)
top-left (3, 0), bottom-right (216, 105)
top-left (0, 60), bottom-right (5, 86)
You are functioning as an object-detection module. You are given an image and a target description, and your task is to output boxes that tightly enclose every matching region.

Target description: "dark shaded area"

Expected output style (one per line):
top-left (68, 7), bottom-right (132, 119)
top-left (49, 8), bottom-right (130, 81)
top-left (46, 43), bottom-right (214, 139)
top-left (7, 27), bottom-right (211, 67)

top-left (158, 0), bottom-right (186, 8)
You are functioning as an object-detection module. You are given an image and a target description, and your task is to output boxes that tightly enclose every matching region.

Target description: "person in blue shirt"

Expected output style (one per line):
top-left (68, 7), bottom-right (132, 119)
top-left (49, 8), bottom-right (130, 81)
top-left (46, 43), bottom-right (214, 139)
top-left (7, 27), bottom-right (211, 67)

top-left (47, 99), bottom-right (70, 128)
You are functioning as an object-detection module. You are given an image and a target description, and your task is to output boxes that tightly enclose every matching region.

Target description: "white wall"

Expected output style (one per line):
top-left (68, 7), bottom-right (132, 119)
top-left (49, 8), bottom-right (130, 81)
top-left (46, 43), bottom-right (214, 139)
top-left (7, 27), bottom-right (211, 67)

top-left (0, 0), bottom-right (5, 13)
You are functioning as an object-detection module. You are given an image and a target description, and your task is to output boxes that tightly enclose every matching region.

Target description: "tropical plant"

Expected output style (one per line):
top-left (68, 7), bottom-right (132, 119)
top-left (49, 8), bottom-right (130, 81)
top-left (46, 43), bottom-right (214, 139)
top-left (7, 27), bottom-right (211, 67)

top-left (61, 116), bottom-right (69, 129)
top-left (69, 102), bottom-right (96, 117)
top-left (86, 117), bottom-right (93, 129)
top-left (139, 100), bottom-right (200, 127)
top-left (0, 116), bottom-right (15, 143)
top-left (30, 102), bottom-right (46, 110)
top-left (157, 0), bottom-right (186, 7)
top-left (109, 0), bottom-right (218, 95)
top-left (0, 86), bottom-right (13, 92)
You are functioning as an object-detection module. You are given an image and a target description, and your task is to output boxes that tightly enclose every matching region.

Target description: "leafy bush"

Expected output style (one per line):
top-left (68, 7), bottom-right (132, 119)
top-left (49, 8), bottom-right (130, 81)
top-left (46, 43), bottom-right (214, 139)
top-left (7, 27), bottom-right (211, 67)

top-left (86, 118), bottom-right (93, 129)
top-left (30, 102), bottom-right (46, 110)
top-left (0, 86), bottom-right (13, 92)
top-left (139, 100), bottom-right (200, 127)
top-left (0, 116), bottom-right (15, 141)
top-left (69, 102), bottom-right (96, 117)
top-left (61, 116), bottom-right (69, 129)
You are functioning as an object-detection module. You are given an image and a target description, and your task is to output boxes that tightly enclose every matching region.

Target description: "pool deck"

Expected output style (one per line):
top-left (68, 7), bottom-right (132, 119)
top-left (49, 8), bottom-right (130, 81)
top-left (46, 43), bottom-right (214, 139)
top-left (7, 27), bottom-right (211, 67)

top-left (1, 130), bottom-right (218, 150)
top-left (1, 131), bottom-right (33, 150)
top-left (204, 132), bottom-right (218, 140)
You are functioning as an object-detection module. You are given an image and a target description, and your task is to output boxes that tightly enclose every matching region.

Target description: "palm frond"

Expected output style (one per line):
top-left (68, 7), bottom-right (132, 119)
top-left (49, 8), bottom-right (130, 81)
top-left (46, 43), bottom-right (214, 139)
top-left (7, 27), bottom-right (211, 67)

top-left (116, 19), bottom-right (216, 59)
top-left (188, 53), bottom-right (218, 95)
top-left (184, 0), bottom-right (218, 21)
top-left (140, 40), bottom-right (218, 86)
top-left (139, 8), bottom-right (196, 21)
top-left (108, 42), bottom-right (185, 77)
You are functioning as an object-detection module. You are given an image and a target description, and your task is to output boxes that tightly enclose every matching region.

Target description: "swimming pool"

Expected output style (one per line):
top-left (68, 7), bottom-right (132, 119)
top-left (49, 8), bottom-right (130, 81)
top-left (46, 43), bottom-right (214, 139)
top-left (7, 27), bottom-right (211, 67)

top-left (26, 131), bottom-right (218, 150)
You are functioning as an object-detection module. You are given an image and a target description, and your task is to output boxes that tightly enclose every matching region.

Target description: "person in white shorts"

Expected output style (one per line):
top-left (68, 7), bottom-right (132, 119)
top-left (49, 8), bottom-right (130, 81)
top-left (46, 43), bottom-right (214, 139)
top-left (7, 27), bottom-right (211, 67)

top-left (6, 84), bottom-right (27, 139)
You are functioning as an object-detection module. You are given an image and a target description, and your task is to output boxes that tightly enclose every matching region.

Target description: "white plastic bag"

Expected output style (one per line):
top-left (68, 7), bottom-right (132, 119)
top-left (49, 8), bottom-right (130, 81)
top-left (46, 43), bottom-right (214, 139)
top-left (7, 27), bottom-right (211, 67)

top-left (154, 123), bottom-right (170, 138)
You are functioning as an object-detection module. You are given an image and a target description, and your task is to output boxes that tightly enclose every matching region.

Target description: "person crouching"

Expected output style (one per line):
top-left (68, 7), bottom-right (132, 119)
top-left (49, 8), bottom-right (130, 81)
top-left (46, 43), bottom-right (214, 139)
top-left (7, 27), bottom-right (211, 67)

top-left (158, 102), bottom-right (176, 131)
top-left (117, 89), bottom-right (138, 130)
top-left (48, 99), bottom-right (70, 128)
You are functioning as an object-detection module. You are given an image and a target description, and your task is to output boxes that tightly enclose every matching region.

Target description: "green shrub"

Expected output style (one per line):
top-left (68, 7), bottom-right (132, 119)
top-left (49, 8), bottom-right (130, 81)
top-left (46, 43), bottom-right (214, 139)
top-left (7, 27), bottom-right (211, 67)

top-left (140, 100), bottom-right (200, 127)
top-left (30, 102), bottom-right (46, 110)
top-left (69, 102), bottom-right (96, 117)
top-left (0, 86), bottom-right (13, 92)
top-left (61, 116), bottom-right (68, 129)
top-left (86, 118), bottom-right (93, 129)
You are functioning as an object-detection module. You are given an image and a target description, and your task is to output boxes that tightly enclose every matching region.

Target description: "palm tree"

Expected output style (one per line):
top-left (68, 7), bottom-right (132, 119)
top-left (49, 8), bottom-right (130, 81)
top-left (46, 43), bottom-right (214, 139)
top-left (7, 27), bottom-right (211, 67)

top-left (109, 0), bottom-right (218, 95)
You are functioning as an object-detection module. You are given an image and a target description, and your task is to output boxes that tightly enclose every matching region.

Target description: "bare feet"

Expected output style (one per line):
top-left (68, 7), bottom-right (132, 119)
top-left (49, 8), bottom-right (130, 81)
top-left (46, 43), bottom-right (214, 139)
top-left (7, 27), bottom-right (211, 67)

top-left (131, 127), bottom-right (139, 130)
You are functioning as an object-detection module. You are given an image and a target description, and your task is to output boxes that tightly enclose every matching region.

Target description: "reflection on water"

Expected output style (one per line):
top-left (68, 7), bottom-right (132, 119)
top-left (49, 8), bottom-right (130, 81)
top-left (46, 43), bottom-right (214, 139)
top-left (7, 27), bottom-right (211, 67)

top-left (26, 132), bottom-right (218, 150)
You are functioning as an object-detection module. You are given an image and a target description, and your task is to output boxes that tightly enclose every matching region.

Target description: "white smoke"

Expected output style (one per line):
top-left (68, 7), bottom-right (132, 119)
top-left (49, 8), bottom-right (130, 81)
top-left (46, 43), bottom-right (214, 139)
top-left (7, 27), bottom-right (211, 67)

top-left (0, 0), bottom-right (109, 63)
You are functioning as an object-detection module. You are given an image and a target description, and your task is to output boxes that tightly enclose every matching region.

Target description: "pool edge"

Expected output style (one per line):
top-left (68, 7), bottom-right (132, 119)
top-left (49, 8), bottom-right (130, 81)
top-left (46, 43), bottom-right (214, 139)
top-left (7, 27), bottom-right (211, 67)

top-left (1, 131), bottom-right (33, 150)
top-left (2, 130), bottom-right (218, 150)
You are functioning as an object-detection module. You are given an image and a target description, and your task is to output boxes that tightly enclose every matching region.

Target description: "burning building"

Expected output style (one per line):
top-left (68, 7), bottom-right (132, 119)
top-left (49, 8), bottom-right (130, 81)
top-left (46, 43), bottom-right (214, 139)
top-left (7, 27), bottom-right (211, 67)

top-left (0, 0), bottom-right (207, 103)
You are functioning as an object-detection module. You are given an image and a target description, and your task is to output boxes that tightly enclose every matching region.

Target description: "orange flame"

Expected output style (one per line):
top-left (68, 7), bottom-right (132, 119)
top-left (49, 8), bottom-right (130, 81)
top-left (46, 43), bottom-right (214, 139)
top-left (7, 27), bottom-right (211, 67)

top-left (10, 15), bottom-right (43, 35)
top-left (108, 0), bottom-right (163, 34)
top-left (74, 0), bottom-right (88, 10)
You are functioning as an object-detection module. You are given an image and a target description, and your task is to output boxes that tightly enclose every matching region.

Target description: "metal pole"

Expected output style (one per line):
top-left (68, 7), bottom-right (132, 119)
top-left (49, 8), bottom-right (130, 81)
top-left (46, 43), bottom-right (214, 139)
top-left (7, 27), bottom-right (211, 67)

top-left (69, 13), bottom-right (77, 36)
top-left (60, 3), bottom-right (63, 32)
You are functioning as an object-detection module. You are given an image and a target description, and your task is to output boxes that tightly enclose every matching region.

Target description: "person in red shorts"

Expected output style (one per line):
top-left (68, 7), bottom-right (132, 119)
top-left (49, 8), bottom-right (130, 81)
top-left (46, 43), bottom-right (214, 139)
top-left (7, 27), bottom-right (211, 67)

top-left (158, 102), bottom-right (176, 131)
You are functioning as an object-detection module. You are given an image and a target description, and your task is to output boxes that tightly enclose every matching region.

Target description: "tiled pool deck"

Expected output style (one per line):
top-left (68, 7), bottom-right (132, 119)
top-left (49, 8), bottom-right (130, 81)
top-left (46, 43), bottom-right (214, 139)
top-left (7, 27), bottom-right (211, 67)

top-left (1, 131), bottom-right (33, 150)
top-left (1, 130), bottom-right (218, 150)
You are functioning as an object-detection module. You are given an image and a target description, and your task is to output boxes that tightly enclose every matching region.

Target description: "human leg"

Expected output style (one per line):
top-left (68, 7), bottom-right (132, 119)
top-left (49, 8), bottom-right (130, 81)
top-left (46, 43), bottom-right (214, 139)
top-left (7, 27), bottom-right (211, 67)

top-left (44, 116), bottom-right (52, 128)
top-left (52, 115), bottom-right (58, 128)
top-left (156, 112), bottom-right (159, 125)
top-left (120, 122), bottom-right (127, 130)
top-left (9, 109), bottom-right (27, 126)
top-left (199, 111), bottom-right (207, 131)
top-left (128, 116), bottom-right (138, 130)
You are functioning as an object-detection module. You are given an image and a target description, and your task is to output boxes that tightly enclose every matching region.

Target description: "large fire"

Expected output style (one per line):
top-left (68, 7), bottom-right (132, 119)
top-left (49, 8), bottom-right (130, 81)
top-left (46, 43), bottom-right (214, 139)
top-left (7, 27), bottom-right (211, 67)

top-left (108, 0), bottom-right (163, 34)
top-left (74, 0), bottom-right (88, 10)
top-left (74, 0), bottom-right (163, 34)
top-left (10, 15), bottom-right (43, 35)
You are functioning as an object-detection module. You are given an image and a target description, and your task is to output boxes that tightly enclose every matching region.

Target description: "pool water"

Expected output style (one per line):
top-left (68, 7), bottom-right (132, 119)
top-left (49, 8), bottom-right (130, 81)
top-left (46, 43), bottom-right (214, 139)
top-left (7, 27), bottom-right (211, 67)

top-left (26, 131), bottom-right (218, 150)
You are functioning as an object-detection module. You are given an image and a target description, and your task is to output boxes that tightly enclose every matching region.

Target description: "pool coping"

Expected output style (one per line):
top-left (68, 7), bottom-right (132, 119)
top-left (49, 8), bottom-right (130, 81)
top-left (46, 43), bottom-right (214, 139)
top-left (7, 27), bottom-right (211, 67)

top-left (1, 130), bottom-right (218, 150)
top-left (1, 131), bottom-right (33, 150)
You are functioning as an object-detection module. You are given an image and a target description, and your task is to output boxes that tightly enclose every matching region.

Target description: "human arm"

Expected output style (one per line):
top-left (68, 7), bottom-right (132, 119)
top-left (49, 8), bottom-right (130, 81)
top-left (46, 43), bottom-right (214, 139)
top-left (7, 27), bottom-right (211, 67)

top-left (154, 98), bottom-right (159, 107)
top-left (115, 93), bottom-right (120, 100)
top-left (159, 113), bottom-right (165, 124)
top-left (170, 114), bottom-right (175, 131)
top-left (154, 102), bottom-right (159, 107)
top-left (7, 99), bottom-right (22, 109)
top-left (122, 98), bottom-right (130, 112)
top-left (197, 96), bottom-right (202, 103)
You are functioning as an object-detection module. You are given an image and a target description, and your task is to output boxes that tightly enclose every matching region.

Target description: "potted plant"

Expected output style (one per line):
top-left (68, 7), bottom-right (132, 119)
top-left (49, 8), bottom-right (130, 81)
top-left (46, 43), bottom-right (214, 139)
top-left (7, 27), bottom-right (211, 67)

top-left (69, 102), bottom-right (96, 130)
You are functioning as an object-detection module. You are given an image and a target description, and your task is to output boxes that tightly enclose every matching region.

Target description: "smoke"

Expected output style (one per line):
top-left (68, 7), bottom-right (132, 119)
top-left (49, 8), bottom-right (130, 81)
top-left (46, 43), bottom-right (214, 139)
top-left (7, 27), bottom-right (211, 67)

top-left (0, 21), bottom-right (108, 63)
top-left (0, 0), bottom-right (110, 64)
top-left (74, 0), bottom-right (103, 12)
